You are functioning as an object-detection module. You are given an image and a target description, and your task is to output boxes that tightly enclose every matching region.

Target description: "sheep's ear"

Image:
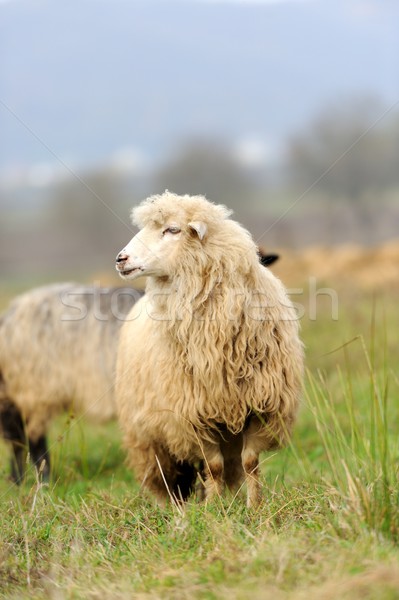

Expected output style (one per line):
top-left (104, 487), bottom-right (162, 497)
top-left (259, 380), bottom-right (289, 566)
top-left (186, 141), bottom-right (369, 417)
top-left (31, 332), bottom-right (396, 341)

top-left (259, 253), bottom-right (279, 267)
top-left (188, 221), bottom-right (207, 241)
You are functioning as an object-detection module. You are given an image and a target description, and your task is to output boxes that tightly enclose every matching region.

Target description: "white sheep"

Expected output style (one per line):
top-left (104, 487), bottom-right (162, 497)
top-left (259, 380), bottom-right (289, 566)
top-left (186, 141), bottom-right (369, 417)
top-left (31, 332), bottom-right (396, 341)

top-left (0, 283), bottom-right (142, 482)
top-left (115, 192), bottom-right (303, 508)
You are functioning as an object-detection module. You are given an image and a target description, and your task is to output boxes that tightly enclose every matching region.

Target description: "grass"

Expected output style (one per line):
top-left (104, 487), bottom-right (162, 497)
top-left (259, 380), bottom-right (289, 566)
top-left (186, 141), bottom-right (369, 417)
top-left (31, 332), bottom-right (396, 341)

top-left (1, 284), bottom-right (399, 598)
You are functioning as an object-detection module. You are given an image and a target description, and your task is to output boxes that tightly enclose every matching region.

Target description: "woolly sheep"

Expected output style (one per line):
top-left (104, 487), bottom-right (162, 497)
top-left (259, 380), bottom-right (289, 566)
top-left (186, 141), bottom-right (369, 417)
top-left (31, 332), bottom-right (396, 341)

top-left (115, 192), bottom-right (303, 508)
top-left (0, 283), bottom-right (142, 482)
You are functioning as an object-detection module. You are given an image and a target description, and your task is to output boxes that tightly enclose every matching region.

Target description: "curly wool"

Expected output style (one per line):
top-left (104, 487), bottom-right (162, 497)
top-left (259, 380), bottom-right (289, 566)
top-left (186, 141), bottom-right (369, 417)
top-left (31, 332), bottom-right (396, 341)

top-left (116, 193), bottom-right (303, 466)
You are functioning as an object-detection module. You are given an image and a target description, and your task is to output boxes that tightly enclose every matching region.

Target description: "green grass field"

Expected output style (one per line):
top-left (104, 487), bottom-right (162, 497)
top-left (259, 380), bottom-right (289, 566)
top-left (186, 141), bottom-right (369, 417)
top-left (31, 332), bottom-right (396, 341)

top-left (1, 284), bottom-right (399, 599)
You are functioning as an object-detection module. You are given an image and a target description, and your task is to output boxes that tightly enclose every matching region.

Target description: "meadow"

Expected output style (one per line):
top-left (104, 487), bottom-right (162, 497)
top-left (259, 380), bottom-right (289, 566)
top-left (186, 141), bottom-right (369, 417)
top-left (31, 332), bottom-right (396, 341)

top-left (1, 277), bottom-right (399, 599)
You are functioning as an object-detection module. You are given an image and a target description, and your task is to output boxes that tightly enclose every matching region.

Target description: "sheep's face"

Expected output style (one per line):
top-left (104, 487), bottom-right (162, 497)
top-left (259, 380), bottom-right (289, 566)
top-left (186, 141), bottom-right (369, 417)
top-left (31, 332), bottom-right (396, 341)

top-left (115, 220), bottom-right (206, 280)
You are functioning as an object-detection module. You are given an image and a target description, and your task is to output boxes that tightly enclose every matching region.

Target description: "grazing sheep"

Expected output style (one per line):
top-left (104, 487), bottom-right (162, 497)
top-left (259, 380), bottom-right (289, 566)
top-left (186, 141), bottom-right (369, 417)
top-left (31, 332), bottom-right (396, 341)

top-left (115, 192), bottom-right (303, 508)
top-left (0, 283), bottom-right (142, 482)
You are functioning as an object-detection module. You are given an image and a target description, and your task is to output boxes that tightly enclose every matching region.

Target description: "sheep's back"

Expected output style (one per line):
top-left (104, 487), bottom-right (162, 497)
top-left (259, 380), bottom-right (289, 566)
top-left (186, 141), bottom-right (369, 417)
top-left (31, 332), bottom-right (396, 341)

top-left (0, 283), bottom-right (142, 421)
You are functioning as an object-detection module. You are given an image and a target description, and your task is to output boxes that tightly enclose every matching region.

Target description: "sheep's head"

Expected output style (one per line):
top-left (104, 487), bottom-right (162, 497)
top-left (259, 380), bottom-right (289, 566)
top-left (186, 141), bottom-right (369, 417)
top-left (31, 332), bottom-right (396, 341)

top-left (115, 192), bottom-right (232, 281)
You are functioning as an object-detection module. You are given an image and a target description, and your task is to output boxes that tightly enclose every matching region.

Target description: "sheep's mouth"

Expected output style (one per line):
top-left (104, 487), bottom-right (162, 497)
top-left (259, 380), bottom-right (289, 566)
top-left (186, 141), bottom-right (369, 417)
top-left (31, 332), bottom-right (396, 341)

top-left (119, 267), bottom-right (143, 277)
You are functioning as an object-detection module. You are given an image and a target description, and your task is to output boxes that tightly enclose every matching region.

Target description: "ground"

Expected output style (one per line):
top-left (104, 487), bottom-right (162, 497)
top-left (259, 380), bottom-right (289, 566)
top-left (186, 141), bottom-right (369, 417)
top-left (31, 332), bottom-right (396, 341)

top-left (1, 282), bottom-right (399, 599)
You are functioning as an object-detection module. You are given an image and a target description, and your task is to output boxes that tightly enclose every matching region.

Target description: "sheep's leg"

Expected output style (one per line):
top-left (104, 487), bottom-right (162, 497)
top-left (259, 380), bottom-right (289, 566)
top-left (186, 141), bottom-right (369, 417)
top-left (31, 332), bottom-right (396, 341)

top-left (10, 440), bottom-right (26, 484)
top-left (196, 459), bottom-right (206, 501)
top-left (126, 437), bottom-right (182, 505)
top-left (0, 399), bottom-right (27, 484)
top-left (242, 417), bottom-right (265, 509)
top-left (173, 461), bottom-right (197, 501)
top-left (201, 441), bottom-right (224, 502)
top-left (220, 431), bottom-right (244, 493)
top-left (29, 435), bottom-right (50, 481)
top-left (139, 447), bottom-right (172, 504)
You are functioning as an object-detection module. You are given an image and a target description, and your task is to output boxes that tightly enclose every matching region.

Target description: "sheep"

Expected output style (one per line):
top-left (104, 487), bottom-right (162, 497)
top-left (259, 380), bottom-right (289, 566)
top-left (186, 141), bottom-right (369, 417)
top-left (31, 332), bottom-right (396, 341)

top-left (0, 283), bottom-right (142, 482)
top-left (115, 192), bottom-right (303, 508)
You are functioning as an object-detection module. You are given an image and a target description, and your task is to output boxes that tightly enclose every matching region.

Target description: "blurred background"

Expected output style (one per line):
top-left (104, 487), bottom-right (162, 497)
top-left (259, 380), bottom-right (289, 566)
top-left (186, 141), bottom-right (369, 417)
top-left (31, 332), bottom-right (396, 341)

top-left (1, 0), bottom-right (398, 289)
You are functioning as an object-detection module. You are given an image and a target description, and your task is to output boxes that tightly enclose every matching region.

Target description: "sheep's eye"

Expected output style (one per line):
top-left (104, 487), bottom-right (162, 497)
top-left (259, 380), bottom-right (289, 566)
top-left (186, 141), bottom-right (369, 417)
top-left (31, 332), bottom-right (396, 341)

top-left (163, 226), bottom-right (181, 235)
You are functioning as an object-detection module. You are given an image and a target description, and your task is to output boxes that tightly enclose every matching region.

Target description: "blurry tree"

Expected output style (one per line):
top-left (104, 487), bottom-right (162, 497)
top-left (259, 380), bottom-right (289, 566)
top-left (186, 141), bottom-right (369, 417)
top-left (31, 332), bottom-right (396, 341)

top-left (51, 168), bottom-right (126, 238)
top-left (288, 98), bottom-right (399, 202)
top-left (47, 167), bottom-right (138, 272)
top-left (153, 140), bottom-right (260, 214)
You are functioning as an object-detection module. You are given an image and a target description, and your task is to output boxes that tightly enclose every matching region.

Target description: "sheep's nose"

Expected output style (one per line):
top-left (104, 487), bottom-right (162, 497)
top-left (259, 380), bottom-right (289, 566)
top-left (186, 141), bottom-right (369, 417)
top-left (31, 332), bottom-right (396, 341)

top-left (116, 251), bottom-right (128, 264)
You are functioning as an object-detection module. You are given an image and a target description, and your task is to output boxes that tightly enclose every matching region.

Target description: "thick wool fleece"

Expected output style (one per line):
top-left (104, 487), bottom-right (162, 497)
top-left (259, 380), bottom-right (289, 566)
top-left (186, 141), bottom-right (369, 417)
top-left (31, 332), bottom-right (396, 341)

top-left (116, 193), bottom-right (304, 497)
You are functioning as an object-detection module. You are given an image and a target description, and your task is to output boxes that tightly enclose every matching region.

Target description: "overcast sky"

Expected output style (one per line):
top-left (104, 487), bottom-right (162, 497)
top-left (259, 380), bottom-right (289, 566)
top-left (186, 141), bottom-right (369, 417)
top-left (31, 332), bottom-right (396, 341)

top-left (0, 0), bottom-right (397, 178)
